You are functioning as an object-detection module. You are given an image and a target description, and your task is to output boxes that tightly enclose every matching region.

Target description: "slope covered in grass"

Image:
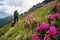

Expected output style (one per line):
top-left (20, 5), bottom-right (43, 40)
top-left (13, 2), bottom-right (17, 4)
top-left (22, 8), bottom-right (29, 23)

top-left (0, 0), bottom-right (60, 40)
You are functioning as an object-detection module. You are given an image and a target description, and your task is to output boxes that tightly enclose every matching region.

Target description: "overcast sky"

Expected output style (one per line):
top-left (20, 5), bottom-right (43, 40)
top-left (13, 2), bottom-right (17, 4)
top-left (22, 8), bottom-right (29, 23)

top-left (0, 0), bottom-right (44, 18)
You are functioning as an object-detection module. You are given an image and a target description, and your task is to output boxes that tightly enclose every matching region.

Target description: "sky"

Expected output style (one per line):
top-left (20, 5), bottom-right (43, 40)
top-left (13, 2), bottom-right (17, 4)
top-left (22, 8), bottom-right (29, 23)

top-left (0, 0), bottom-right (44, 18)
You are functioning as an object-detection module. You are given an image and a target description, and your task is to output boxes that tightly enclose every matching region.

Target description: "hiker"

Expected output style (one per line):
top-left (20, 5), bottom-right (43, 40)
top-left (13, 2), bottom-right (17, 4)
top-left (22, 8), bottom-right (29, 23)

top-left (14, 10), bottom-right (19, 24)
top-left (11, 10), bottom-right (19, 27)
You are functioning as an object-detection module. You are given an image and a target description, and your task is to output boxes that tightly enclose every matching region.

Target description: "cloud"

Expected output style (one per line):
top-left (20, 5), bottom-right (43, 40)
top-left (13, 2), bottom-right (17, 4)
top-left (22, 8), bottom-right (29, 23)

top-left (0, 1), bottom-right (6, 5)
top-left (5, 0), bottom-right (23, 6)
top-left (20, 0), bottom-right (44, 12)
top-left (0, 5), bottom-right (22, 15)
top-left (0, 0), bottom-right (44, 18)
top-left (0, 0), bottom-right (4, 1)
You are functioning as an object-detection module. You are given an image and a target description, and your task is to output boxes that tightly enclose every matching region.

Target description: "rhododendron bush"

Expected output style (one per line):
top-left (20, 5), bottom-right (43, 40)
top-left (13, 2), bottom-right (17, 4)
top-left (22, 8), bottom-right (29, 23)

top-left (22, 4), bottom-right (60, 40)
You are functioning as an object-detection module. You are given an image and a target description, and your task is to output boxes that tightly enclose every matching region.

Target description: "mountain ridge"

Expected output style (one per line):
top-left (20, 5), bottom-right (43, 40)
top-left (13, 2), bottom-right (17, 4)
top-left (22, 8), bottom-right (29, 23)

top-left (0, 16), bottom-right (13, 27)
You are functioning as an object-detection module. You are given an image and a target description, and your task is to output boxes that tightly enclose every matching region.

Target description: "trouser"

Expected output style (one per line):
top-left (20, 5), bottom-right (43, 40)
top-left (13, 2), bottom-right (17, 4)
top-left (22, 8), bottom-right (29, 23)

top-left (14, 16), bottom-right (18, 24)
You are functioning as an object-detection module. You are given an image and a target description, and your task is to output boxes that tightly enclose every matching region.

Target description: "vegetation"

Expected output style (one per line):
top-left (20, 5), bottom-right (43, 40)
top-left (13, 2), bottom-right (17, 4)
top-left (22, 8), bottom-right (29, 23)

top-left (0, 0), bottom-right (60, 40)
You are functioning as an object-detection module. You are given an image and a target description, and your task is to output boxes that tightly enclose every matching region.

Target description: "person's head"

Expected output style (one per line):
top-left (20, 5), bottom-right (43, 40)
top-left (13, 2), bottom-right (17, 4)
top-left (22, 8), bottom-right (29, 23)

top-left (14, 10), bottom-right (17, 12)
top-left (14, 10), bottom-right (17, 14)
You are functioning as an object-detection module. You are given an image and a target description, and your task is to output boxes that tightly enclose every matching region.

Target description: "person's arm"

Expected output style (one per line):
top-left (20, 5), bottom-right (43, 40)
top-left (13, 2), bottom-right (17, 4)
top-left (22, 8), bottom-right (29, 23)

top-left (16, 11), bottom-right (19, 16)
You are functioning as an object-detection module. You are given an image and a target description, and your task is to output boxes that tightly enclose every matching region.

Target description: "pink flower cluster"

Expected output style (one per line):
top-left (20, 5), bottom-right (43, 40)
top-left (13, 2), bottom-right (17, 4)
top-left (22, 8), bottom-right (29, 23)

top-left (34, 26), bottom-right (41, 32)
top-left (34, 22), bottom-right (57, 40)
top-left (47, 26), bottom-right (57, 36)
top-left (57, 4), bottom-right (60, 12)
top-left (40, 22), bottom-right (49, 30)
top-left (32, 34), bottom-right (39, 40)
top-left (48, 15), bottom-right (53, 21)
top-left (25, 14), bottom-right (39, 27)
top-left (25, 21), bottom-right (30, 26)
top-left (33, 18), bottom-right (38, 23)
top-left (43, 36), bottom-right (52, 40)
top-left (34, 22), bottom-right (49, 31)
top-left (48, 13), bottom-right (60, 21)
top-left (54, 13), bottom-right (59, 18)
top-left (28, 15), bottom-right (32, 18)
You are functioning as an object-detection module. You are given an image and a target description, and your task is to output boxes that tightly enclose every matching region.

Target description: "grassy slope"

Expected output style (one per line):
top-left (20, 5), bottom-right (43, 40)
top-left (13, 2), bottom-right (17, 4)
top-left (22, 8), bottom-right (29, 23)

top-left (0, 0), bottom-right (60, 40)
top-left (0, 22), bottom-right (11, 37)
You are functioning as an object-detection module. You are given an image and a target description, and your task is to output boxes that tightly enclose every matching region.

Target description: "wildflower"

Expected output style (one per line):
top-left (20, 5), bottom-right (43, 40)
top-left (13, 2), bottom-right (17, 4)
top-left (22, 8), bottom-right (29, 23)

top-left (43, 36), bottom-right (52, 40)
top-left (32, 34), bottom-right (39, 40)
top-left (48, 15), bottom-right (53, 21)
top-left (25, 21), bottom-right (30, 26)
top-left (28, 15), bottom-right (32, 18)
top-left (57, 4), bottom-right (60, 12)
top-left (33, 18), bottom-right (38, 23)
top-left (54, 13), bottom-right (59, 18)
top-left (47, 26), bottom-right (57, 36)
top-left (40, 22), bottom-right (49, 30)
top-left (34, 26), bottom-right (41, 32)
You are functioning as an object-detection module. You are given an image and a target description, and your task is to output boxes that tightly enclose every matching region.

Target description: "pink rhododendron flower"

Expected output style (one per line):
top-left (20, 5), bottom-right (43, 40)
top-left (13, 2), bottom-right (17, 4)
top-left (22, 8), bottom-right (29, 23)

top-left (28, 15), bottom-right (32, 18)
top-left (34, 26), bottom-right (41, 32)
top-left (33, 18), bottom-right (38, 23)
top-left (54, 13), bottom-right (59, 18)
top-left (48, 15), bottom-right (53, 21)
top-left (47, 26), bottom-right (57, 36)
top-left (25, 21), bottom-right (30, 26)
top-left (32, 34), bottom-right (39, 40)
top-left (43, 36), bottom-right (52, 40)
top-left (57, 4), bottom-right (60, 12)
top-left (40, 22), bottom-right (49, 30)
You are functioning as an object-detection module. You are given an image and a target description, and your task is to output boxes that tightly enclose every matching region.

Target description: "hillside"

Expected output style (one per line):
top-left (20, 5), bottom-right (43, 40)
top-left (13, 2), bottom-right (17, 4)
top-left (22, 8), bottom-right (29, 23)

top-left (0, 0), bottom-right (60, 40)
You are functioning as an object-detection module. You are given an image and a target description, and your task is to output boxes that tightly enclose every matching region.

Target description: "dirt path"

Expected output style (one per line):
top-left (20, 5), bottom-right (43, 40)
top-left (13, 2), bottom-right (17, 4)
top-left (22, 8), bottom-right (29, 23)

top-left (0, 27), bottom-right (14, 39)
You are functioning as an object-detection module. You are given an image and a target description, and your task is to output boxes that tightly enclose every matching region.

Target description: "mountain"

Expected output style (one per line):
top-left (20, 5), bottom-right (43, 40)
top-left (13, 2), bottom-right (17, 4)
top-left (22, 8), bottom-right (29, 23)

top-left (28, 3), bottom-right (42, 12)
top-left (0, 16), bottom-right (13, 27)
top-left (42, 0), bottom-right (53, 4)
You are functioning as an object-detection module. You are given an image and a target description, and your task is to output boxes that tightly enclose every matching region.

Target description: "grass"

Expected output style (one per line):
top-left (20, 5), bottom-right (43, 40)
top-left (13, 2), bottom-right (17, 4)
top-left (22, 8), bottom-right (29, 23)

top-left (0, 22), bottom-right (11, 37)
top-left (1, 22), bottom-right (20, 40)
